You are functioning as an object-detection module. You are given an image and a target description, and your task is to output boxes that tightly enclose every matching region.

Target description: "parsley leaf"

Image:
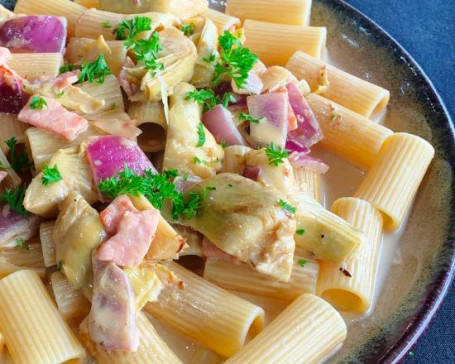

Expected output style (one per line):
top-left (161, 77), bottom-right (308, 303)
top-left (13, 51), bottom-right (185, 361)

top-left (29, 96), bottom-right (47, 110)
top-left (59, 63), bottom-right (78, 75)
top-left (196, 122), bottom-right (206, 147)
top-left (57, 260), bottom-right (63, 271)
top-left (98, 166), bottom-right (203, 220)
top-left (265, 142), bottom-right (290, 166)
top-left (278, 199), bottom-right (296, 214)
top-left (15, 238), bottom-right (29, 250)
top-left (298, 259), bottom-right (309, 267)
top-left (114, 16), bottom-right (152, 41)
top-left (78, 55), bottom-right (111, 84)
top-left (42, 164), bottom-right (63, 186)
top-left (102, 21), bottom-right (111, 29)
top-left (296, 228), bottom-right (306, 236)
top-left (222, 92), bottom-right (236, 107)
top-left (213, 31), bottom-right (258, 89)
top-left (203, 53), bottom-right (216, 63)
top-left (220, 141), bottom-right (227, 148)
top-left (4, 137), bottom-right (33, 172)
top-left (239, 113), bottom-right (264, 123)
top-left (193, 156), bottom-right (220, 165)
top-left (0, 187), bottom-right (28, 218)
top-left (186, 89), bottom-right (218, 112)
top-left (181, 23), bottom-right (195, 37)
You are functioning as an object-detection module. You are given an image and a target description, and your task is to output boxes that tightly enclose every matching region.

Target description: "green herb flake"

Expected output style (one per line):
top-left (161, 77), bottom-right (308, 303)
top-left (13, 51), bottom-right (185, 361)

top-left (102, 21), bottom-right (112, 29)
top-left (298, 259), bottom-right (309, 268)
top-left (57, 260), bottom-right (63, 271)
top-left (29, 96), bottom-right (47, 110)
top-left (113, 16), bottom-right (152, 41)
top-left (42, 164), bottom-right (63, 186)
top-left (265, 142), bottom-right (290, 167)
top-left (181, 23), bottom-right (195, 37)
top-left (213, 31), bottom-right (258, 89)
top-left (203, 52), bottom-right (216, 64)
top-left (278, 199), bottom-right (296, 214)
top-left (56, 91), bottom-right (65, 98)
top-left (59, 63), bottom-right (78, 75)
top-left (4, 137), bottom-right (33, 172)
top-left (79, 55), bottom-right (111, 84)
top-left (296, 228), bottom-right (306, 236)
top-left (15, 238), bottom-right (29, 250)
top-left (220, 141), bottom-right (227, 148)
top-left (222, 92), bottom-right (237, 107)
top-left (239, 113), bottom-right (264, 123)
top-left (196, 122), bottom-right (206, 147)
top-left (0, 187), bottom-right (28, 218)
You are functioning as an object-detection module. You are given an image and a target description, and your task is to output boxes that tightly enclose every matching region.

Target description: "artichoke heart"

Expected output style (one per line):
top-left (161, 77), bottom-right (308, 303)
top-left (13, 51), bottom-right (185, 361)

top-left (185, 173), bottom-right (296, 281)
top-left (53, 192), bottom-right (107, 290)
top-left (128, 28), bottom-right (197, 102)
top-left (192, 19), bottom-right (219, 88)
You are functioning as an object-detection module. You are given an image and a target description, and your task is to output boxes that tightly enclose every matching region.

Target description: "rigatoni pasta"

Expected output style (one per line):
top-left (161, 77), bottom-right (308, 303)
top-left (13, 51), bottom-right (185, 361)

top-left (224, 294), bottom-right (347, 364)
top-left (8, 53), bottom-right (63, 80)
top-left (286, 51), bottom-right (390, 117)
top-left (244, 20), bottom-right (326, 65)
top-left (306, 93), bottom-right (394, 169)
top-left (146, 262), bottom-right (265, 357)
top-left (204, 8), bottom-right (241, 33)
top-left (293, 166), bottom-right (323, 203)
top-left (354, 133), bottom-right (435, 230)
top-left (204, 255), bottom-right (319, 301)
top-left (226, 0), bottom-right (312, 26)
top-left (318, 198), bottom-right (383, 313)
top-left (0, 270), bottom-right (86, 363)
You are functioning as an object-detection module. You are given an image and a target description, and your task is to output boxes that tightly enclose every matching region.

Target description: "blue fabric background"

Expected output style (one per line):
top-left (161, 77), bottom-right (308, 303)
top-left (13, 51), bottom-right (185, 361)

top-left (344, 1), bottom-right (455, 363)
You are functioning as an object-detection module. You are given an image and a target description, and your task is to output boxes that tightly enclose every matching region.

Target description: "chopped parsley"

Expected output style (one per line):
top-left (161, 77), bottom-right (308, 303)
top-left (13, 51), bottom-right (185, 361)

top-left (79, 55), bottom-right (111, 84)
top-left (181, 23), bottom-right (195, 37)
top-left (296, 228), bottom-right (306, 236)
top-left (239, 113), bottom-right (264, 123)
top-left (41, 164), bottom-right (63, 186)
top-left (29, 96), bottom-right (47, 110)
top-left (15, 238), bottom-right (29, 250)
top-left (278, 199), bottom-right (296, 214)
top-left (0, 187), bottom-right (28, 218)
top-left (265, 142), bottom-right (290, 166)
top-left (220, 141), bottom-right (227, 148)
top-left (57, 260), bottom-right (63, 271)
top-left (196, 122), bottom-right (206, 147)
top-left (298, 259), bottom-right (309, 267)
top-left (203, 52), bottom-right (216, 63)
top-left (4, 137), bottom-right (33, 172)
top-left (193, 156), bottom-right (220, 165)
top-left (186, 89), bottom-right (236, 112)
top-left (222, 92), bottom-right (236, 107)
top-left (98, 166), bottom-right (203, 220)
top-left (102, 21), bottom-right (112, 29)
top-left (113, 16), bottom-right (152, 42)
top-left (56, 91), bottom-right (65, 98)
top-left (213, 31), bottom-right (258, 89)
top-left (59, 63), bottom-right (78, 74)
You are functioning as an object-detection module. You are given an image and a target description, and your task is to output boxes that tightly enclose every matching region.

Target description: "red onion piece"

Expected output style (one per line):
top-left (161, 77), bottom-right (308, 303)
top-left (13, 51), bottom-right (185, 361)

top-left (242, 165), bottom-right (261, 181)
top-left (86, 135), bottom-right (156, 184)
top-left (289, 152), bottom-right (329, 174)
top-left (247, 92), bottom-right (289, 148)
top-left (285, 140), bottom-right (310, 154)
top-left (0, 16), bottom-right (67, 54)
top-left (0, 203), bottom-right (40, 247)
top-left (286, 83), bottom-right (322, 148)
top-left (174, 174), bottom-right (203, 192)
top-left (0, 65), bottom-right (26, 114)
top-left (202, 104), bottom-right (246, 146)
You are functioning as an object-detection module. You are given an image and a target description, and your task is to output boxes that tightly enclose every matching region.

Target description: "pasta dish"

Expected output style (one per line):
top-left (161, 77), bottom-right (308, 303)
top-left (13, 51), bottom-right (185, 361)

top-left (0, 0), bottom-right (434, 363)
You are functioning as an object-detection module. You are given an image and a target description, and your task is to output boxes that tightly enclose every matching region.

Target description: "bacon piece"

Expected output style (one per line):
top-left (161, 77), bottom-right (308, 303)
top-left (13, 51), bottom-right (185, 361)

top-left (17, 96), bottom-right (88, 141)
top-left (88, 257), bottom-right (138, 351)
top-left (97, 209), bottom-right (160, 268)
top-left (100, 195), bottom-right (138, 235)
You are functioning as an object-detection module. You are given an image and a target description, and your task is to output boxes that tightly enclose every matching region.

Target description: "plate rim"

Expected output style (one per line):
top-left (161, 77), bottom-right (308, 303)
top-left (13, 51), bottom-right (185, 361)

top-left (316, 0), bottom-right (455, 363)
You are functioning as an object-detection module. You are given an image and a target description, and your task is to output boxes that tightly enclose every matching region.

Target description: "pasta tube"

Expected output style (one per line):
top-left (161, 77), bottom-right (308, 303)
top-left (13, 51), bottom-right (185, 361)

top-left (8, 53), bottom-right (63, 80)
top-left (294, 193), bottom-right (363, 263)
top-left (354, 133), bottom-right (435, 230)
top-left (318, 198), bottom-right (383, 313)
top-left (0, 242), bottom-right (45, 279)
top-left (145, 261), bottom-right (265, 357)
top-left (14, 0), bottom-right (87, 35)
top-left (0, 114), bottom-right (28, 155)
top-left (293, 167), bottom-right (323, 203)
top-left (204, 8), bottom-right (241, 33)
top-left (224, 294), bottom-right (347, 364)
top-left (226, 0), bottom-right (312, 26)
top-left (306, 93), bottom-right (394, 169)
top-left (0, 270), bottom-right (86, 363)
top-left (244, 20), bottom-right (326, 66)
top-left (51, 271), bottom-right (91, 322)
top-left (286, 51), bottom-right (390, 118)
top-left (39, 221), bottom-right (56, 268)
top-left (204, 255), bottom-right (319, 301)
